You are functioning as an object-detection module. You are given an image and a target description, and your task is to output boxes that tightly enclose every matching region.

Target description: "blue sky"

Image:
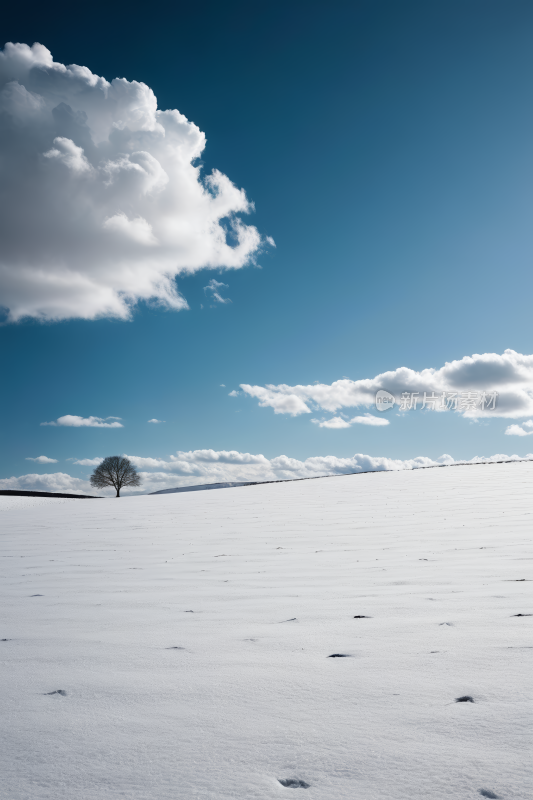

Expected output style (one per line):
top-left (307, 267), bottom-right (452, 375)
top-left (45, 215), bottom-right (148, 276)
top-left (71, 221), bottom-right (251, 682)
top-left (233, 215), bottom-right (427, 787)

top-left (2, 0), bottom-right (533, 493)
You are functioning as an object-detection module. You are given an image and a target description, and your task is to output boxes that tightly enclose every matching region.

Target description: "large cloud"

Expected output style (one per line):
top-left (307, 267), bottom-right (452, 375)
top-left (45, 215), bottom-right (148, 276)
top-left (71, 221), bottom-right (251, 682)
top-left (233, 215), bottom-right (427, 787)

top-left (0, 42), bottom-right (271, 322)
top-left (5, 448), bottom-right (531, 496)
top-left (241, 350), bottom-right (533, 420)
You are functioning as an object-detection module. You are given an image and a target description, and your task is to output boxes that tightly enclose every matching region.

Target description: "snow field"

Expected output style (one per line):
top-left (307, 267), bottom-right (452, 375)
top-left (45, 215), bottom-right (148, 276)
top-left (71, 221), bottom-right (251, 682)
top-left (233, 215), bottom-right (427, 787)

top-left (0, 495), bottom-right (80, 512)
top-left (0, 462), bottom-right (531, 799)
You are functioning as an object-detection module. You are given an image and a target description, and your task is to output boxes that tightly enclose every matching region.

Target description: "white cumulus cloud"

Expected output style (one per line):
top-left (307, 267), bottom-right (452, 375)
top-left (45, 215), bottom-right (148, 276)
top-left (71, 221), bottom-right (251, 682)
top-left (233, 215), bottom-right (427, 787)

top-left (71, 457), bottom-right (104, 466)
top-left (0, 472), bottom-right (93, 494)
top-left (25, 455), bottom-right (58, 463)
top-left (41, 415), bottom-right (123, 428)
top-left (504, 421), bottom-right (533, 436)
top-left (241, 350), bottom-right (533, 420)
top-left (148, 419), bottom-right (164, 424)
top-left (0, 42), bottom-right (271, 322)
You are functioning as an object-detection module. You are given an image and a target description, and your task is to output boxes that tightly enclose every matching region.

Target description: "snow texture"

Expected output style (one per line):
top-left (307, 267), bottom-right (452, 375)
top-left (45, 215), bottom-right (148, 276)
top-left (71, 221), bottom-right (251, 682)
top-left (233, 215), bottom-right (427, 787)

top-left (0, 462), bottom-right (531, 799)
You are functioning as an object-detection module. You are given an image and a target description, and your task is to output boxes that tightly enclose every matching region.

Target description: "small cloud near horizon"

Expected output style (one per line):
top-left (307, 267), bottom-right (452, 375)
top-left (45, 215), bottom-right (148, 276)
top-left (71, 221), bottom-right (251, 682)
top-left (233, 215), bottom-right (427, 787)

top-left (148, 419), bottom-right (165, 424)
top-left (26, 455), bottom-right (58, 463)
top-left (41, 415), bottom-right (123, 428)
top-left (72, 457), bottom-right (103, 466)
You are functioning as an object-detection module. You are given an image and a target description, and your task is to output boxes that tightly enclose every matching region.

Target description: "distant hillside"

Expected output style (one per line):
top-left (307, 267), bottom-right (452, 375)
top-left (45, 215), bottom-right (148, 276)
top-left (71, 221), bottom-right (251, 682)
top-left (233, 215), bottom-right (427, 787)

top-left (149, 481), bottom-right (258, 495)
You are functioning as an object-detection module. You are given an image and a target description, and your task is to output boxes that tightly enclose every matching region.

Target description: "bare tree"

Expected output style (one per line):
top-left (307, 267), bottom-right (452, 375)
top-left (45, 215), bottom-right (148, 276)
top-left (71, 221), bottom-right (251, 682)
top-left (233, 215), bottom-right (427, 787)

top-left (90, 456), bottom-right (141, 497)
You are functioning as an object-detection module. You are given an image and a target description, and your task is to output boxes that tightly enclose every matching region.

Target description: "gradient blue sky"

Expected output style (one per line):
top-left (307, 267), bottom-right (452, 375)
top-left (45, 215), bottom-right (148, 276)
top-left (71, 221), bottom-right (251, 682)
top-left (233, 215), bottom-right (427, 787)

top-left (2, 0), bottom-right (533, 490)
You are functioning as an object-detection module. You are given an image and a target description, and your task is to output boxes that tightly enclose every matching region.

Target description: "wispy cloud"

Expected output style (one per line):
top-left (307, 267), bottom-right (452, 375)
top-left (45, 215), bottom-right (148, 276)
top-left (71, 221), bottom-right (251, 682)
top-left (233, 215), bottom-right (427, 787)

top-left (148, 419), bottom-right (165, 424)
top-left (25, 455), bottom-right (58, 464)
top-left (72, 458), bottom-right (104, 466)
top-left (312, 416), bottom-right (351, 429)
top-left (350, 414), bottom-right (389, 426)
top-left (312, 414), bottom-right (389, 429)
top-left (41, 415), bottom-right (123, 428)
top-left (204, 279), bottom-right (231, 305)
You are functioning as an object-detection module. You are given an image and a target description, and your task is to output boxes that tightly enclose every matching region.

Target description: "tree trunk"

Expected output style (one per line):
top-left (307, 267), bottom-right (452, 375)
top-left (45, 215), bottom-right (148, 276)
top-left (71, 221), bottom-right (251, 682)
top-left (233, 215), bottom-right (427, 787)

top-left (116, 488), bottom-right (120, 497)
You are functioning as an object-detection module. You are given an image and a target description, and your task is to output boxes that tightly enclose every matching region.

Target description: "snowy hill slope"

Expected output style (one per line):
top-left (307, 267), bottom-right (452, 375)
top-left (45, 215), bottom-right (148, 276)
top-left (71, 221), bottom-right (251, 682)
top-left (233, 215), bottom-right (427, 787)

top-left (1, 462), bottom-right (531, 800)
top-left (150, 480), bottom-right (257, 494)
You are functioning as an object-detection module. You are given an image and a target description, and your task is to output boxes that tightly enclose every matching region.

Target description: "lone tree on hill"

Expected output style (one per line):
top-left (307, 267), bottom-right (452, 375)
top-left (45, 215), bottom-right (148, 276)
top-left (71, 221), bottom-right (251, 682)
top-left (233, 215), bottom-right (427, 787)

top-left (90, 456), bottom-right (141, 497)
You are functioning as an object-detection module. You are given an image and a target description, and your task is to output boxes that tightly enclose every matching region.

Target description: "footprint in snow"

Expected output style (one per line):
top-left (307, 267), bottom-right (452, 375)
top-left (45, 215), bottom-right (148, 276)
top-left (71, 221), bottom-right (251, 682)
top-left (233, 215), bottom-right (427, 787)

top-left (328, 653), bottom-right (351, 658)
top-left (184, 610), bottom-right (194, 613)
top-left (30, 594), bottom-right (43, 597)
top-left (512, 613), bottom-right (532, 617)
top-left (353, 615), bottom-right (370, 618)
top-left (279, 618), bottom-right (297, 623)
top-left (278, 778), bottom-right (310, 788)
top-left (439, 622), bottom-right (453, 626)
top-left (1, 638), bottom-right (10, 641)
top-left (479, 791), bottom-right (500, 799)
top-left (455, 695), bottom-right (474, 703)
top-left (45, 690), bottom-right (67, 696)
top-left (166, 646), bottom-right (185, 650)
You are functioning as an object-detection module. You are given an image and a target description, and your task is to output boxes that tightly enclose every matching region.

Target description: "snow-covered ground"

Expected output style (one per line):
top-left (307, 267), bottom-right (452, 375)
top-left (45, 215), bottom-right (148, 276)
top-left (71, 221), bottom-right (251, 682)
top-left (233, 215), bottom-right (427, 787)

top-left (0, 495), bottom-right (80, 512)
top-left (1, 462), bottom-right (531, 800)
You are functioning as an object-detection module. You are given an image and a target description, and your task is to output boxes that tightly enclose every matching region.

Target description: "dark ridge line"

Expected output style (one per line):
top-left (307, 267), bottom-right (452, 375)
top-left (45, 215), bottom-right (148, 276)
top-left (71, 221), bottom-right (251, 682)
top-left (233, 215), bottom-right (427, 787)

top-left (0, 490), bottom-right (101, 499)
top-left (149, 457), bottom-right (533, 496)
